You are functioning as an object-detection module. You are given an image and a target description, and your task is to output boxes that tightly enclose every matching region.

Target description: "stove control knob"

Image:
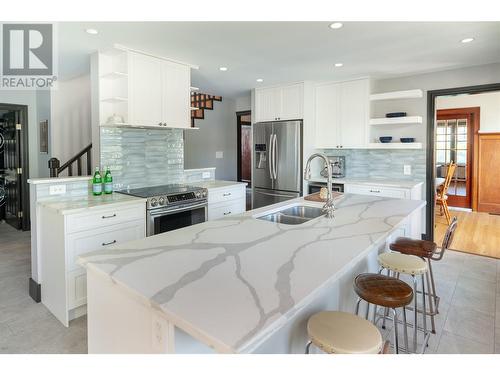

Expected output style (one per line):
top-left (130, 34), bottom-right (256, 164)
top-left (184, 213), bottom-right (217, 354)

top-left (158, 197), bottom-right (166, 206)
top-left (150, 198), bottom-right (158, 207)
top-left (195, 191), bottom-right (201, 198)
top-left (202, 190), bottom-right (207, 197)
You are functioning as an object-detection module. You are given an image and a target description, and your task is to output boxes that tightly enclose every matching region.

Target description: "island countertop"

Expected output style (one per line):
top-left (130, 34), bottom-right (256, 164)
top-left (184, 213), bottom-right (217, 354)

top-left (79, 194), bottom-right (425, 353)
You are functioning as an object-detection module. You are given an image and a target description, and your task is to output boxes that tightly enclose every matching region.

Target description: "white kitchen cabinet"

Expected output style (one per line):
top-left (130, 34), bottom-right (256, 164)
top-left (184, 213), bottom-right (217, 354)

top-left (314, 78), bottom-right (370, 149)
top-left (254, 83), bottom-right (304, 123)
top-left (40, 202), bottom-right (146, 327)
top-left (129, 52), bottom-right (163, 127)
top-left (207, 184), bottom-right (246, 220)
top-left (162, 61), bottom-right (191, 128)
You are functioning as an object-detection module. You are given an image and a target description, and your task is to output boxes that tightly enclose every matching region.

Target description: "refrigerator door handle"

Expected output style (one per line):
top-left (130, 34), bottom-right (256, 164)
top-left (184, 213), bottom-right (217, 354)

top-left (254, 190), bottom-right (298, 198)
top-left (268, 133), bottom-right (274, 180)
top-left (272, 134), bottom-right (278, 180)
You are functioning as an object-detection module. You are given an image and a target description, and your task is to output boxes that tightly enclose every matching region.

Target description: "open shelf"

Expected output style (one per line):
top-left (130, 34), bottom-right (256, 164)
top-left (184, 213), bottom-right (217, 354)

top-left (369, 116), bottom-right (423, 126)
top-left (367, 142), bottom-right (422, 149)
top-left (100, 96), bottom-right (128, 103)
top-left (100, 71), bottom-right (128, 80)
top-left (370, 89), bottom-right (423, 101)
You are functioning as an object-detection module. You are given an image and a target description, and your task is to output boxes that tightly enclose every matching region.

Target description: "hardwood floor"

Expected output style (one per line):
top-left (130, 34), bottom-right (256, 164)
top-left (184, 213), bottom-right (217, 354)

top-left (435, 209), bottom-right (500, 258)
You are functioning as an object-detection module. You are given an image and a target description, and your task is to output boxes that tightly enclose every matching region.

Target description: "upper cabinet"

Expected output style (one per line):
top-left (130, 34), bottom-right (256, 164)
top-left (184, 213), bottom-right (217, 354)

top-left (93, 46), bottom-right (193, 129)
top-left (254, 83), bottom-right (304, 122)
top-left (314, 78), bottom-right (370, 149)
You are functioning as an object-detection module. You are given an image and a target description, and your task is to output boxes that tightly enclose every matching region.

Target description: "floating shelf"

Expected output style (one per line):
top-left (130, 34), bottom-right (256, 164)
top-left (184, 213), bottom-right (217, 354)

top-left (100, 71), bottom-right (128, 80)
top-left (369, 116), bottom-right (423, 126)
top-left (370, 89), bottom-right (423, 101)
top-left (367, 142), bottom-right (422, 149)
top-left (190, 106), bottom-right (199, 111)
top-left (100, 96), bottom-right (128, 103)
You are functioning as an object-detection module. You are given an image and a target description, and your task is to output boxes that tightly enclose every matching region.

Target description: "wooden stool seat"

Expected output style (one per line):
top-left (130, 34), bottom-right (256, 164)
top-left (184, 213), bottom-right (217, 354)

top-left (389, 237), bottom-right (437, 258)
top-left (354, 273), bottom-right (413, 308)
top-left (307, 311), bottom-right (383, 354)
top-left (378, 252), bottom-right (428, 276)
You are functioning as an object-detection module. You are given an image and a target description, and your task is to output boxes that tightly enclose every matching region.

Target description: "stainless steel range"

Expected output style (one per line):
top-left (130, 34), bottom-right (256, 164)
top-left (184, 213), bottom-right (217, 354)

top-left (118, 184), bottom-right (208, 237)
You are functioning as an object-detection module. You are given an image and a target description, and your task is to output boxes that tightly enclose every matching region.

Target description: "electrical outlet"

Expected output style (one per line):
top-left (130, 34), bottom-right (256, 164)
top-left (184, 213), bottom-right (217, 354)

top-left (216, 151), bottom-right (223, 159)
top-left (403, 165), bottom-right (412, 176)
top-left (202, 172), bottom-right (211, 179)
top-left (49, 184), bottom-right (67, 195)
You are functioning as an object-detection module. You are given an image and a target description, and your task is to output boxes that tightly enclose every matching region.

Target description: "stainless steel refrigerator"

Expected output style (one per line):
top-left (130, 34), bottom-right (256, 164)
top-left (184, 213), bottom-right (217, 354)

top-left (252, 120), bottom-right (302, 209)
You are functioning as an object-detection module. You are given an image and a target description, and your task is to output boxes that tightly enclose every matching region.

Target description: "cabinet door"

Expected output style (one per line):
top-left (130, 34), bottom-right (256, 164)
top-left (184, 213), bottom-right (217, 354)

top-left (129, 52), bottom-right (163, 126)
top-left (339, 79), bottom-right (369, 148)
top-left (162, 61), bottom-right (191, 128)
top-left (314, 83), bottom-right (340, 148)
top-left (255, 87), bottom-right (280, 122)
top-left (280, 83), bottom-right (303, 120)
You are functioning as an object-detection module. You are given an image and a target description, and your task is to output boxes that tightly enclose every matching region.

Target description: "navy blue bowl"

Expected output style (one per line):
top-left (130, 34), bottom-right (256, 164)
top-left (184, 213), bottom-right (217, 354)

top-left (400, 137), bottom-right (415, 143)
top-left (379, 136), bottom-right (393, 143)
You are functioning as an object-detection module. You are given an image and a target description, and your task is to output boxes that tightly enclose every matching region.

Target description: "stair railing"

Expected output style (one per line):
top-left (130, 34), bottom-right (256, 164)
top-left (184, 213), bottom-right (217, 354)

top-left (48, 143), bottom-right (92, 177)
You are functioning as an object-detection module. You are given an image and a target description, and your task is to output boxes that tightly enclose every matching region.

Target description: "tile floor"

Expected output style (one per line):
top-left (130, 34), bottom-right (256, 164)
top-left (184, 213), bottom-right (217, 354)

top-left (0, 222), bottom-right (499, 354)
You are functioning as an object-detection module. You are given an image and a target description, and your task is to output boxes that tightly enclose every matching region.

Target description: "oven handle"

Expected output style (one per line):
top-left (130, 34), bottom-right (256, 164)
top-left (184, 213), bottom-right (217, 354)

top-left (147, 201), bottom-right (208, 217)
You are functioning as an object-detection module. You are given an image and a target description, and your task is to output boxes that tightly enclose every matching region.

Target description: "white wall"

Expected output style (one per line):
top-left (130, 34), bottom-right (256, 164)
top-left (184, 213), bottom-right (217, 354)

top-left (436, 91), bottom-right (500, 133)
top-left (35, 90), bottom-right (51, 177)
top-left (235, 95), bottom-right (251, 112)
top-left (50, 74), bottom-right (92, 168)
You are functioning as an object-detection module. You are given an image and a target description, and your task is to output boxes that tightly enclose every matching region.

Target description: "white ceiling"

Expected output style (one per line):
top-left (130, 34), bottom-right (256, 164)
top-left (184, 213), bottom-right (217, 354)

top-left (57, 22), bottom-right (500, 98)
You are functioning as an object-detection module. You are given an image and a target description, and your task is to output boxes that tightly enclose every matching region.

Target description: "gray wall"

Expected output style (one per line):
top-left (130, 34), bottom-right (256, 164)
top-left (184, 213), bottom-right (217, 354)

top-left (184, 98), bottom-right (237, 181)
top-left (35, 90), bottom-right (51, 178)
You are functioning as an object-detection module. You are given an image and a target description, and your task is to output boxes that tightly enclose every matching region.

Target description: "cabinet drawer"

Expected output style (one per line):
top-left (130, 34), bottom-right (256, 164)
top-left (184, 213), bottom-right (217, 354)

top-left (66, 219), bottom-right (145, 272)
top-left (344, 184), bottom-right (409, 199)
top-left (208, 186), bottom-right (245, 204)
top-left (66, 203), bottom-right (145, 233)
top-left (67, 269), bottom-right (87, 309)
top-left (208, 200), bottom-right (245, 221)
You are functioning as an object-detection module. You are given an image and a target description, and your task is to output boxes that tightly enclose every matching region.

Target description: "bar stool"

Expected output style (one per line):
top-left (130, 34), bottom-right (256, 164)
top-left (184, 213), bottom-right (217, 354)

top-left (389, 217), bottom-right (458, 334)
top-left (354, 273), bottom-right (413, 354)
top-left (378, 252), bottom-right (429, 353)
top-left (305, 311), bottom-right (384, 354)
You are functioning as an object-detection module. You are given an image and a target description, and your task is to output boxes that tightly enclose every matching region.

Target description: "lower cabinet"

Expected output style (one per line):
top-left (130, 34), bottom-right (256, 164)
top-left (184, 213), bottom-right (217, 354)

top-left (343, 183), bottom-right (422, 200)
top-left (40, 202), bottom-right (146, 327)
top-left (207, 184), bottom-right (246, 220)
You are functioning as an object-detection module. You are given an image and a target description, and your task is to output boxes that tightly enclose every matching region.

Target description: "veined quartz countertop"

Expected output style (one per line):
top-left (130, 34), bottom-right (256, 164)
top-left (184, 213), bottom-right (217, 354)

top-left (308, 177), bottom-right (424, 189)
top-left (79, 194), bottom-right (424, 353)
top-left (38, 192), bottom-right (146, 215)
top-left (193, 180), bottom-right (248, 190)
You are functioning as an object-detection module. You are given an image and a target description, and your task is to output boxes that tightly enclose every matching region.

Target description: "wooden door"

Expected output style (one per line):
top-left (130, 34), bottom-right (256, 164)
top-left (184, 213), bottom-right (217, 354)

top-left (477, 133), bottom-right (500, 213)
top-left (129, 52), bottom-right (163, 126)
top-left (314, 83), bottom-right (340, 148)
top-left (436, 108), bottom-right (479, 208)
top-left (162, 61), bottom-right (190, 128)
top-left (280, 83), bottom-right (303, 121)
top-left (255, 87), bottom-right (280, 122)
top-left (339, 79), bottom-right (369, 148)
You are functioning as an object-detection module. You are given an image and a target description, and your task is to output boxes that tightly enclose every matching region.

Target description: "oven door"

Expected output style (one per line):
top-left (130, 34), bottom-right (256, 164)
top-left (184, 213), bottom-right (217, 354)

top-left (146, 202), bottom-right (208, 237)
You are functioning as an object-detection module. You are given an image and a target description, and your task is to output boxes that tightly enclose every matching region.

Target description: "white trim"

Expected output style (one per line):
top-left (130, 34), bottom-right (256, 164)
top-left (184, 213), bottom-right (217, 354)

top-left (370, 89), bottom-right (423, 101)
top-left (113, 43), bottom-right (199, 69)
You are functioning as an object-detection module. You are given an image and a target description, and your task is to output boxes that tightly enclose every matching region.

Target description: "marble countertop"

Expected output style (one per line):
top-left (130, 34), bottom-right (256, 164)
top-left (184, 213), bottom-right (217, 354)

top-left (38, 192), bottom-right (146, 215)
top-left (79, 194), bottom-right (424, 353)
top-left (308, 177), bottom-right (424, 189)
top-left (193, 180), bottom-right (248, 190)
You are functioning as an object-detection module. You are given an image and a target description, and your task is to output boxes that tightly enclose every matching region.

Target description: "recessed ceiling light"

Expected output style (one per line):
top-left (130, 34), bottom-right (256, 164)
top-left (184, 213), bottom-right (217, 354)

top-left (329, 22), bottom-right (343, 30)
top-left (219, 66), bottom-right (228, 71)
top-left (334, 63), bottom-right (343, 67)
top-left (256, 78), bottom-right (264, 82)
top-left (85, 28), bottom-right (98, 35)
top-left (461, 37), bottom-right (474, 43)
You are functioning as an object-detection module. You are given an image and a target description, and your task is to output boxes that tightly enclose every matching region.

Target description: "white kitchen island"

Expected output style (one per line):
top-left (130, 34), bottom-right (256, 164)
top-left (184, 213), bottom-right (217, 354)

top-left (78, 193), bottom-right (425, 354)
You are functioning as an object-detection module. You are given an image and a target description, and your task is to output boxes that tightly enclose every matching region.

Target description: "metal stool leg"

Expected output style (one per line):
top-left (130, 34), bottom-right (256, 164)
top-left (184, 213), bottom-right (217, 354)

top-left (305, 340), bottom-right (312, 354)
top-left (425, 267), bottom-right (436, 334)
top-left (392, 308), bottom-right (399, 354)
top-left (402, 306), bottom-right (409, 353)
top-left (412, 275), bottom-right (418, 352)
top-left (381, 268), bottom-right (390, 329)
top-left (428, 260), bottom-right (439, 314)
top-left (355, 298), bottom-right (362, 315)
top-left (421, 274), bottom-right (428, 343)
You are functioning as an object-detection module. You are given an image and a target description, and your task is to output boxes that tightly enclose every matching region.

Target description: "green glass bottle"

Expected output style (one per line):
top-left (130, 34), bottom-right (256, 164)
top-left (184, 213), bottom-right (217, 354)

top-left (104, 166), bottom-right (113, 194)
top-left (92, 167), bottom-right (103, 196)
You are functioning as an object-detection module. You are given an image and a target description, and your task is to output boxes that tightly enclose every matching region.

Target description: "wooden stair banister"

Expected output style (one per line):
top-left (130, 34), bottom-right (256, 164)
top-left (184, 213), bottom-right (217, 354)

top-left (48, 143), bottom-right (92, 177)
top-left (191, 92), bottom-right (222, 127)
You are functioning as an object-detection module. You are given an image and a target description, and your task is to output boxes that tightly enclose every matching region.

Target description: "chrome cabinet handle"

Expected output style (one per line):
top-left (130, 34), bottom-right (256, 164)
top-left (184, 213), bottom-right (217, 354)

top-left (101, 214), bottom-right (116, 219)
top-left (223, 211), bottom-right (232, 215)
top-left (369, 189), bottom-right (381, 193)
top-left (223, 192), bottom-right (232, 197)
top-left (102, 240), bottom-right (117, 246)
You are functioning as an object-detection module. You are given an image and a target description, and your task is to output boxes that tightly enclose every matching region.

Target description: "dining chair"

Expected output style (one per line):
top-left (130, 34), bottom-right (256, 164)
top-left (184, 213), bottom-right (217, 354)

top-left (436, 161), bottom-right (456, 225)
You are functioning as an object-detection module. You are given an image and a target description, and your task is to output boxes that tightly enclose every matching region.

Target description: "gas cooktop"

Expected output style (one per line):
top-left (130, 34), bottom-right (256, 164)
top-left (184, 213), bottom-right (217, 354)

top-left (118, 184), bottom-right (208, 210)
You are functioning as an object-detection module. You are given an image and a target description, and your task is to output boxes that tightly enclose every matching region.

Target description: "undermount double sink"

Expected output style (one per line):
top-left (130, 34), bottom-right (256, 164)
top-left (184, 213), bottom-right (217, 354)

top-left (256, 205), bottom-right (325, 225)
